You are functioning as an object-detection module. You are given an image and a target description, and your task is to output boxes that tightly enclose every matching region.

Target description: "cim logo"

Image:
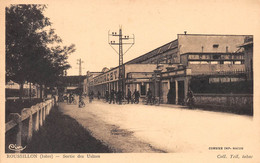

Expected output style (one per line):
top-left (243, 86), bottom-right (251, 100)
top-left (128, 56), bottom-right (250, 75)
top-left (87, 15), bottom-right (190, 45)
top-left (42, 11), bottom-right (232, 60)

top-left (8, 144), bottom-right (26, 152)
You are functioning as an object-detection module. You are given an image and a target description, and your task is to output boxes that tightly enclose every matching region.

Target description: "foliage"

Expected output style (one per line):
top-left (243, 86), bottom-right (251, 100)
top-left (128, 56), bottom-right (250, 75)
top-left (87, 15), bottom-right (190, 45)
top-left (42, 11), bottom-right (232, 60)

top-left (6, 4), bottom-right (76, 97)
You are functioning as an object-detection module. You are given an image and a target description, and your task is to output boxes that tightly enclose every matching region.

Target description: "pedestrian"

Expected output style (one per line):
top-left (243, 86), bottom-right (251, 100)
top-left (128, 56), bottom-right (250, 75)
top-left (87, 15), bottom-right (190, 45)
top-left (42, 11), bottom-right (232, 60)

top-left (78, 91), bottom-right (84, 108)
top-left (89, 91), bottom-right (94, 103)
top-left (146, 88), bottom-right (152, 104)
top-left (115, 91), bottom-right (119, 104)
top-left (187, 88), bottom-right (194, 109)
top-left (167, 89), bottom-right (173, 104)
top-left (97, 91), bottom-right (101, 100)
top-left (109, 89), bottom-right (115, 104)
top-left (135, 90), bottom-right (140, 104)
top-left (68, 93), bottom-right (73, 104)
top-left (133, 89), bottom-right (137, 103)
top-left (127, 88), bottom-right (132, 104)
top-left (118, 90), bottom-right (122, 104)
top-left (105, 90), bottom-right (109, 102)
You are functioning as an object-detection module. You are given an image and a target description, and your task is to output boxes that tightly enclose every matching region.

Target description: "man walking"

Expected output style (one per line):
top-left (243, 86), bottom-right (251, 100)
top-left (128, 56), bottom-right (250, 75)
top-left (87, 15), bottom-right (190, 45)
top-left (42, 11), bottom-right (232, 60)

top-left (127, 88), bottom-right (132, 104)
top-left (134, 89), bottom-right (140, 104)
top-left (146, 88), bottom-right (152, 105)
top-left (109, 89), bottom-right (115, 104)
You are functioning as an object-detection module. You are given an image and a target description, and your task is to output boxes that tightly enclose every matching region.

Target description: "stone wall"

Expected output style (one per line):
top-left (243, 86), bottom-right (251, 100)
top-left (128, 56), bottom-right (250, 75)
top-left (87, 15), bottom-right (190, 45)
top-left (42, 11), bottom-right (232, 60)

top-left (193, 93), bottom-right (253, 115)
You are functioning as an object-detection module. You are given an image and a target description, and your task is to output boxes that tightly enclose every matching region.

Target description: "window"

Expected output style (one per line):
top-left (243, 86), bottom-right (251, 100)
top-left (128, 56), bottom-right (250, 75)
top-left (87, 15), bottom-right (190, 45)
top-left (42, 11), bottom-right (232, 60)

top-left (201, 61), bottom-right (209, 64)
top-left (211, 61), bottom-right (218, 64)
top-left (189, 55), bottom-right (199, 59)
top-left (224, 61), bottom-right (232, 64)
top-left (213, 55), bottom-right (220, 59)
top-left (234, 61), bottom-right (241, 64)
top-left (213, 44), bottom-right (219, 48)
top-left (114, 71), bottom-right (117, 79)
top-left (110, 73), bottom-right (113, 80)
top-left (189, 61), bottom-right (201, 64)
top-left (141, 84), bottom-right (146, 95)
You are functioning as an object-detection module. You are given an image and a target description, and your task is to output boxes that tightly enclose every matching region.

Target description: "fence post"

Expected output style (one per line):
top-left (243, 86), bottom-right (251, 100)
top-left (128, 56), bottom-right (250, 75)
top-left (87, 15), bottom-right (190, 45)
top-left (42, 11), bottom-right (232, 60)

top-left (8, 113), bottom-right (22, 153)
top-left (39, 104), bottom-right (43, 127)
top-left (32, 105), bottom-right (39, 132)
top-left (21, 108), bottom-right (33, 143)
top-left (43, 103), bottom-right (46, 122)
top-left (46, 101), bottom-right (49, 116)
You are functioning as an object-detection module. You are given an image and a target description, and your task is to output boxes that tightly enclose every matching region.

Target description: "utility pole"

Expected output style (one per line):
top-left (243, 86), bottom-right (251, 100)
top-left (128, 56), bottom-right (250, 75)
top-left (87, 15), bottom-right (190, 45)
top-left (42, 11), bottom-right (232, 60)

top-left (77, 58), bottom-right (84, 76)
top-left (108, 26), bottom-right (135, 96)
top-left (77, 58), bottom-right (84, 95)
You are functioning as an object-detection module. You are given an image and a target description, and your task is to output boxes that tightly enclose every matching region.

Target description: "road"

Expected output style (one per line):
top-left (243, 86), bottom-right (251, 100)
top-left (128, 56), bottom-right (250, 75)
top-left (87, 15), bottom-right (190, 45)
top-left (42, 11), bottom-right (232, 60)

top-left (58, 97), bottom-right (256, 153)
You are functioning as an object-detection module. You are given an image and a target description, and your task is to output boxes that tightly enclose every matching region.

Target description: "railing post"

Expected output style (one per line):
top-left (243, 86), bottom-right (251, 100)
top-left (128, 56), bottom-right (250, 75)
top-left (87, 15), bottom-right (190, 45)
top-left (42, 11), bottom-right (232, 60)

top-left (8, 113), bottom-right (22, 153)
top-left (43, 103), bottom-right (46, 122)
top-left (39, 104), bottom-right (43, 127)
top-left (32, 105), bottom-right (39, 132)
top-left (46, 101), bottom-right (49, 116)
top-left (21, 108), bottom-right (33, 143)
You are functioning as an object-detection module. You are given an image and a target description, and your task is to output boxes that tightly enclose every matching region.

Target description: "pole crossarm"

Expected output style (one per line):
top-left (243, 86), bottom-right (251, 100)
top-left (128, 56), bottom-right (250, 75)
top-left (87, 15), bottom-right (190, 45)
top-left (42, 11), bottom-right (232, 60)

top-left (77, 58), bottom-right (84, 76)
top-left (108, 26), bottom-right (135, 93)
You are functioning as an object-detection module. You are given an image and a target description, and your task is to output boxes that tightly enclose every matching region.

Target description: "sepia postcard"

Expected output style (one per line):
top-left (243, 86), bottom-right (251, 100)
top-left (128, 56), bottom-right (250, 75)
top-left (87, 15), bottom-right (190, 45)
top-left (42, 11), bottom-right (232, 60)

top-left (1, 0), bottom-right (260, 162)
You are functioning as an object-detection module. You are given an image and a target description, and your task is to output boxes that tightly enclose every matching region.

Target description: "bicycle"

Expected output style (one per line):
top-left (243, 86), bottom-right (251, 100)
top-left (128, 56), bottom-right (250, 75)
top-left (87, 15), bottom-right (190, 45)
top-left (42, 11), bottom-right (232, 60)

top-left (152, 96), bottom-right (160, 106)
top-left (142, 96), bottom-right (160, 106)
top-left (89, 96), bottom-right (93, 103)
top-left (78, 99), bottom-right (85, 108)
top-left (186, 97), bottom-right (194, 109)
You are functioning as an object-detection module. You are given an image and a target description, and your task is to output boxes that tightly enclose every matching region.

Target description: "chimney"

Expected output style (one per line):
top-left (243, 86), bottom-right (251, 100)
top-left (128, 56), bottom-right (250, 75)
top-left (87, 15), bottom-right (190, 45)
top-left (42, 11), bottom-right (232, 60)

top-left (184, 31), bottom-right (187, 35)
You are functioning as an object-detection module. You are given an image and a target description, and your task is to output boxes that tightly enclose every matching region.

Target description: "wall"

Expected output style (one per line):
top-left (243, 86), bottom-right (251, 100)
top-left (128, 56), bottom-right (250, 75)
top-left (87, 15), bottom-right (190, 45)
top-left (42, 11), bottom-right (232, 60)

top-left (180, 54), bottom-right (188, 66)
top-left (188, 64), bottom-right (245, 74)
top-left (193, 94), bottom-right (253, 115)
top-left (244, 46), bottom-right (253, 70)
top-left (178, 34), bottom-right (248, 54)
top-left (124, 64), bottom-right (158, 77)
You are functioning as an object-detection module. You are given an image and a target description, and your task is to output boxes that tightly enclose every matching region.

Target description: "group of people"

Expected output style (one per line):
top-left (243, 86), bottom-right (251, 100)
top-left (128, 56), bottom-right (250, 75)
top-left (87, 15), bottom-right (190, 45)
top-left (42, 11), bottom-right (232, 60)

top-left (59, 87), bottom-right (195, 108)
top-left (127, 89), bottom-right (141, 104)
top-left (58, 92), bottom-right (85, 108)
top-left (103, 89), bottom-right (141, 105)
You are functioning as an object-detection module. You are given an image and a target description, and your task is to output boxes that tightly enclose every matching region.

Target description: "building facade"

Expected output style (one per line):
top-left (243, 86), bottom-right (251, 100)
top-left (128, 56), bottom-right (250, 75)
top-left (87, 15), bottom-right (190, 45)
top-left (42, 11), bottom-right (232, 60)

top-left (85, 33), bottom-right (252, 105)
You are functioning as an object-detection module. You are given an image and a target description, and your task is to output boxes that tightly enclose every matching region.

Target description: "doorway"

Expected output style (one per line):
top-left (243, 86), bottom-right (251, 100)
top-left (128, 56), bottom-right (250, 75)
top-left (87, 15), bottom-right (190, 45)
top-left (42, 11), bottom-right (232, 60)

top-left (178, 81), bottom-right (185, 105)
top-left (169, 82), bottom-right (176, 104)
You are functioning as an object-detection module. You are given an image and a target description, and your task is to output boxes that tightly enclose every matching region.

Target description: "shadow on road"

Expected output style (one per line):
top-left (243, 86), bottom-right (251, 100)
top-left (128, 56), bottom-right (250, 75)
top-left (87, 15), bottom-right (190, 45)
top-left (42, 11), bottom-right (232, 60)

top-left (23, 106), bottom-right (113, 153)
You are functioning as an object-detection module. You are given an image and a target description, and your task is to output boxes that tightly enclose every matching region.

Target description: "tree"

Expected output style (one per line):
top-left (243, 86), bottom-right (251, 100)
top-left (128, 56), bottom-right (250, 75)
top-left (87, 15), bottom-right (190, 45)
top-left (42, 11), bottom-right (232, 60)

top-left (6, 4), bottom-right (76, 100)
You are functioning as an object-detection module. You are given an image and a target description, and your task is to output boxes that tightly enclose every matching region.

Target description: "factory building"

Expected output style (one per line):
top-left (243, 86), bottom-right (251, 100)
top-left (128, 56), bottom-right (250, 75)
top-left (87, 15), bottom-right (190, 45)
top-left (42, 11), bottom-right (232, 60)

top-left (85, 33), bottom-right (252, 105)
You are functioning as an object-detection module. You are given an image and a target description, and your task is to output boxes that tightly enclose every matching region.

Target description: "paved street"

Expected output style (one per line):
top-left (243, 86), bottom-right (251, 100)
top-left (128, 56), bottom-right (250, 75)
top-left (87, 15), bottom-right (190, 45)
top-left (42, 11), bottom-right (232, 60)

top-left (58, 97), bottom-right (256, 153)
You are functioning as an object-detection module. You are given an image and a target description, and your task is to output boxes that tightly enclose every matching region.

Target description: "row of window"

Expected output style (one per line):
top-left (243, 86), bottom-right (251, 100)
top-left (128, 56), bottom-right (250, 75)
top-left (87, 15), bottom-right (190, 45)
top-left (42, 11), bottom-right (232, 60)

top-left (189, 61), bottom-right (244, 65)
top-left (188, 54), bottom-right (244, 60)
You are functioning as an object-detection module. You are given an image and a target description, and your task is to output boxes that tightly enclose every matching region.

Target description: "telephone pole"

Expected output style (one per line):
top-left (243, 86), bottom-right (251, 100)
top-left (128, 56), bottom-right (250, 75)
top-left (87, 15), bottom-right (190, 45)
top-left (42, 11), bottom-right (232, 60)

top-left (77, 58), bottom-right (84, 95)
top-left (77, 58), bottom-right (84, 76)
top-left (108, 26), bottom-right (135, 96)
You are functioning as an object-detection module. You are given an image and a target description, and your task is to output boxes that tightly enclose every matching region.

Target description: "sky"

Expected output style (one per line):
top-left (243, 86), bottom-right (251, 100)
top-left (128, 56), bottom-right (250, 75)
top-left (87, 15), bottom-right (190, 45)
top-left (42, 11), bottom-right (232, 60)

top-left (35, 0), bottom-right (260, 75)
